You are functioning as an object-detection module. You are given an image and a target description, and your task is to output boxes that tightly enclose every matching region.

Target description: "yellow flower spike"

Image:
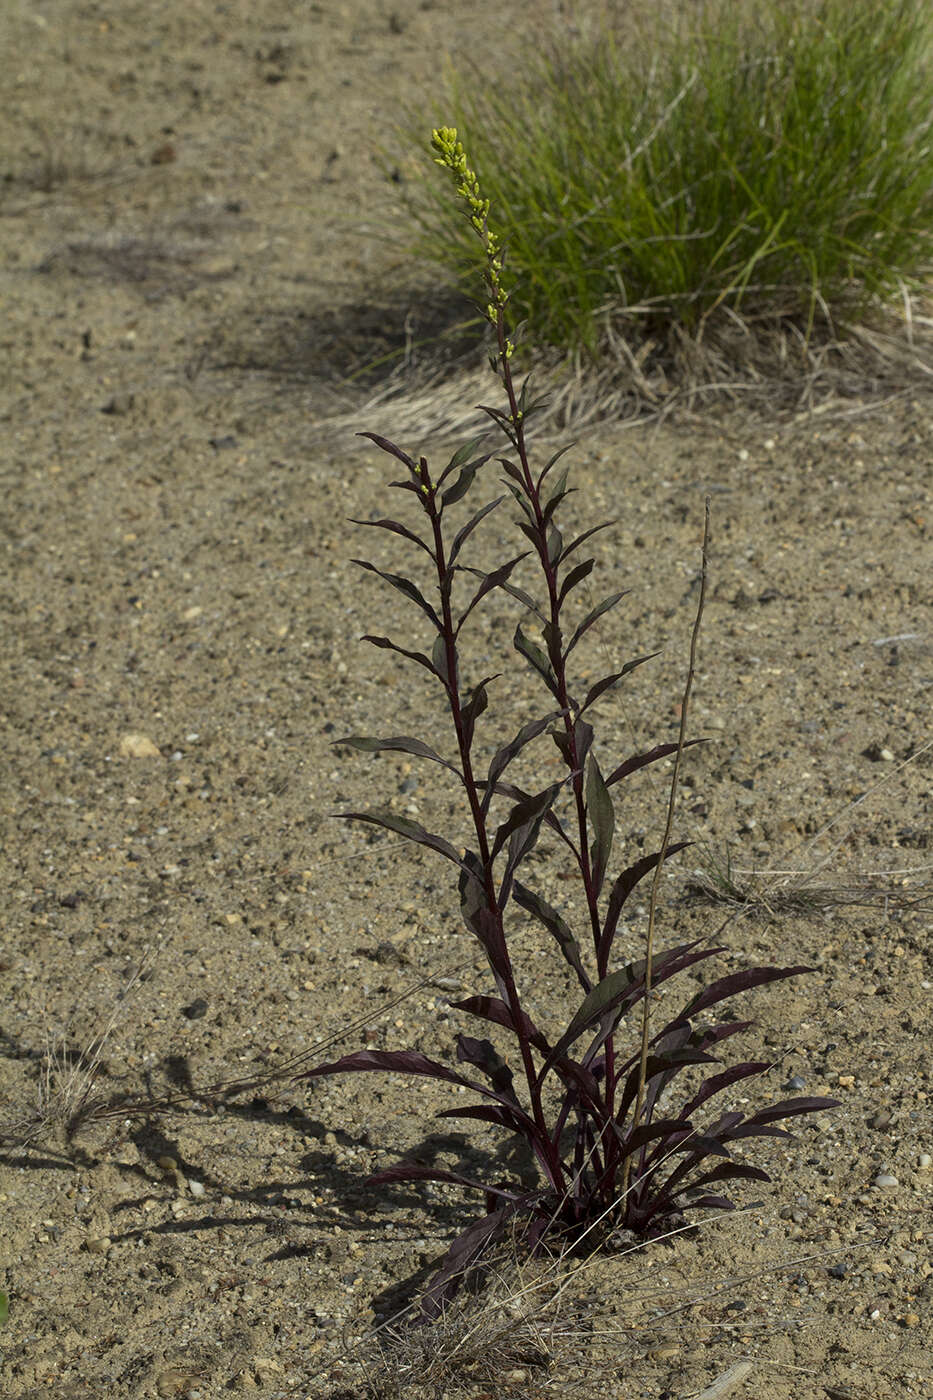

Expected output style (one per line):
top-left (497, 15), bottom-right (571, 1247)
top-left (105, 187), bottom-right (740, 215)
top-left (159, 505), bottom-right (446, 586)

top-left (430, 126), bottom-right (514, 356)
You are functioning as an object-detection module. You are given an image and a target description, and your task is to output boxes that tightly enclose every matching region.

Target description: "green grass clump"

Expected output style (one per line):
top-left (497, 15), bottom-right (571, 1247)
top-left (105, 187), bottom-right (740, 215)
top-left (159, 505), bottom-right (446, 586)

top-left (408, 0), bottom-right (933, 358)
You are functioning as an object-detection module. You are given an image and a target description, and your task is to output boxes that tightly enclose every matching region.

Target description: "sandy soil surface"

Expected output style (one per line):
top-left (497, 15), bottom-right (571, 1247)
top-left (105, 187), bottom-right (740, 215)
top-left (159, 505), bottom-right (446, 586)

top-left (1, 3), bottom-right (931, 1398)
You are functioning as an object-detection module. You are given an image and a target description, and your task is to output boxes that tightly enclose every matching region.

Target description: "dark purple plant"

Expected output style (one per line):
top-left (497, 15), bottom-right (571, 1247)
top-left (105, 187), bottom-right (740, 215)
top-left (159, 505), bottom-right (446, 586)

top-left (301, 129), bottom-right (838, 1318)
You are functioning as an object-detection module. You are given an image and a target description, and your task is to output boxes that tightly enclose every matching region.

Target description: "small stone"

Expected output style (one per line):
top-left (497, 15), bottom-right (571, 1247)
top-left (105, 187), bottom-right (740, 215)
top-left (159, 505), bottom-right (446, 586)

top-left (916, 1153), bottom-right (932, 1171)
top-left (874, 1173), bottom-right (898, 1189)
top-left (505, 1370), bottom-right (527, 1385)
top-left (157, 1156), bottom-right (178, 1172)
top-left (85, 1236), bottom-right (111, 1254)
top-left (119, 732), bottom-right (160, 758)
top-left (155, 1371), bottom-right (198, 1398)
top-left (880, 748), bottom-right (895, 762)
top-left (650, 1343), bottom-right (680, 1360)
top-left (189, 1180), bottom-right (205, 1198)
top-left (828, 1262), bottom-right (847, 1280)
top-left (869, 1111), bottom-right (892, 1131)
top-left (903, 1312), bottom-right (920, 1327)
top-left (786, 1075), bottom-right (807, 1091)
top-left (182, 998), bottom-right (209, 1020)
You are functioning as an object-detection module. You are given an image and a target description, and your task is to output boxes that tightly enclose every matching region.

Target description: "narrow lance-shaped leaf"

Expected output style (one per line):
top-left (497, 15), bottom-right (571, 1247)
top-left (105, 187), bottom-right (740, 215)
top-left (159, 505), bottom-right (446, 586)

top-left (353, 560), bottom-right (441, 630)
top-left (500, 781), bottom-right (565, 900)
top-left (457, 553), bottom-right (529, 634)
top-left (605, 739), bottom-right (706, 787)
top-left (441, 451), bottom-right (492, 507)
top-left (681, 965), bottom-right (815, 1021)
top-left (557, 557), bottom-right (595, 608)
top-left (512, 879), bottom-right (592, 993)
top-left (455, 1034), bottom-right (518, 1102)
top-left (437, 434), bottom-right (490, 489)
top-left (357, 431), bottom-right (416, 470)
top-left (514, 623), bottom-right (559, 697)
top-left (338, 809), bottom-right (469, 872)
top-left (339, 735), bottom-right (460, 778)
top-left (360, 634), bottom-right (441, 682)
top-left (600, 842), bottom-right (691, 965)
top-left (432, 633), bottom-right (452, 689)
top-left (564, 590), bottom-right (629, 658)
top-left (448, 496), bottom-right (505, 566)
top-left (491, 781), bottom-right (563, 863)
top-left (460, 676), bottom-right (496, 753)
top-left (349, 515), bottom-right (435, 559)
top-left (557, 520), bottom-right (615, 565)
top-left (579, 653), bottom-right (662, 713)
top-left (536, 441), bottom-right (575, 490)
top-left (459, 856), bottom-right (510, 986)
top-left (484, 713), bottom-right (560, 814)
top-left (586, 756), bottom-right (615, 898)
top-left (551, 718), bottom-right (594, 774)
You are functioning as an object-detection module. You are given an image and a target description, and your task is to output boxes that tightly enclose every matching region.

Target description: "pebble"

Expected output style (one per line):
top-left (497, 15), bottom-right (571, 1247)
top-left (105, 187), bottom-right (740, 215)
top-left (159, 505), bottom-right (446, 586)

top-left (119, 732), bottom-right (160, 758)
top-left (880, 748), bottom-right (895, 762)
top-left (85, 1236), bottom-right (111, 1255)
top-left (917, 1153), bottom-right (932, 1171)
top-left (189, 1179), bottom-right (206, 1198)
top-left (874, 1173), bottom-right (898, 1189)
top-left (786, 1075), bottom-right (807, 1091)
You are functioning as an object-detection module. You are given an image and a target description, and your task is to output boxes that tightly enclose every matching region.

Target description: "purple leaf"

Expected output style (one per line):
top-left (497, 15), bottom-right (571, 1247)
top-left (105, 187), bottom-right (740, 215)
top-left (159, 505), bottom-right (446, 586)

top-left (565, 591), bottom-right (629, 657)
top-left (605, 739), bottom-right (706, 788)
top-left (599, 843), bottom-right (691, 964)
top-left (349, 515), bottom-right (434, 558)
top-left (339, 735), bottom-right (459, 777)
top-left (511, 880), bottom-right (592, 993)
top-left (358, 431), bottom-right (416, 469)
top-left (586, 756), bottom-right (615, 898)
top-left (359, 634), bottom-right (440, 681)
top-left (353, 560), bottom-right (441, 630)
top-left (448, 496), bottom-right (506, 565)
top-left (338, 810), bottom-right (468, 871)
top-left (484, 715), bottom-right (559, 811)
top-left (682, 965), bottom-right (815, 1020)
top-left (460, 677), bottom-right (497, 753)
top-left (580, 653), bottom-right (662, 713)
top-left (492, 781), bottom-right (563, 863)
top-left (514, 624), bottom-right (559, 697)
top-left (457, 554), bottom-right (529, 634)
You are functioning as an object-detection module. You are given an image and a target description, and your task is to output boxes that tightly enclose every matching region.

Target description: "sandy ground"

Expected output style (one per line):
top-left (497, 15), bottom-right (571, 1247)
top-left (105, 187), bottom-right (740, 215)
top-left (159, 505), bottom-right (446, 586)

top-left (1, 3), bottom-right (931, 1398)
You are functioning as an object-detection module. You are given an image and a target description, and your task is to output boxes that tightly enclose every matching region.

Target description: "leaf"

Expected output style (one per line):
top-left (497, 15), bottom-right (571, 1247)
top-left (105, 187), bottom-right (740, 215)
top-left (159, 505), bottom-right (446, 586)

top-left (514, 623), bottom-right (559, 696)
top-left (349, 515), bottom-right (434, 559)
top-left (484, 714), bottom-right (557, 810)
top-left (418, 1205), bottom-right (518, 1320)
top-left (679, 1062), bottom-right (773, 1121)
top-left (357, 431), bottom-right (416, 470)
top-left (448, 496), bottom-right (506, 565)
top-left (565, 591), bottom-right (629, 657)
top-left (452, 994), bottom-right (551, 1056)
top-left (459, 857), bottom-right (509, 982)
top-left (537, 442), bottom-right (575, 489)
top-left (360, 633), bottom-right (440, 681)
top-left (460, 677), bottom-right (496, 753)
top-left (605, 739), bottom-right (705, 787)
top-left (579, 653), bottom-right (661, 713)
top-left (558, 520), bottom-right (615, 564)
top-left (302, 1049), bottom-right (537, 1132)
top-left (492, 782), bottom-right (563, 864)
top-left (338, 810), bottom-right (468, 871)
top-left (540, 940), bottom-right (715, 1083)
top-left (438, 434), bottom-right (490, 487)
top-left (353, 560), bottom-right (441, 630)
top-left (339, 735), bottom-right (459, 777)
top-left (742, 1095), bottom-right (842, 1129)
top-left (442, 451), bottom-right (492, 506)
top-left (599, 843), bottom-right (691, 964)
top-left (512, 880), bottom-right (591, 993)
top-left (457, 554), bottom-right (529, 633)
top-left (546, 524), bottom-right (563, 565)
top-left (681, 965), bottom-right (815, 1021)
top-left (542, 463), bottom-right (575, 523)
top-left (0, 1291), bottom-right (7, 1326)
top-left (557, 557), bottom-right (595, 607)
top-left (456, 1034), bottom-right (518, 1102)
top-left (551, 718), bottom-right (594, 773)
top-left (586, 757), bottom-right (615, 898)
top-left (432, 634), bottom-right (452, 687)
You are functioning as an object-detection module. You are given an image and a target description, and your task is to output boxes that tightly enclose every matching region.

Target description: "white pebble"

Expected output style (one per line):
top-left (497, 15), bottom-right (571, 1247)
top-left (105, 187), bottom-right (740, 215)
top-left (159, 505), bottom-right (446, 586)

top-left (880, 748), bottom-right (895, 762)
top-left (874, 1173), bottom-right (898, 1189)
top-left (917, 1153), bottom-right (932, 1171)
top-left (189, 1179), bottom-right (206, 1198)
